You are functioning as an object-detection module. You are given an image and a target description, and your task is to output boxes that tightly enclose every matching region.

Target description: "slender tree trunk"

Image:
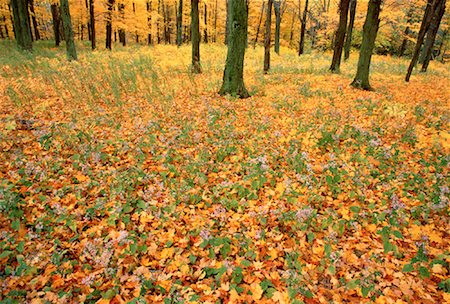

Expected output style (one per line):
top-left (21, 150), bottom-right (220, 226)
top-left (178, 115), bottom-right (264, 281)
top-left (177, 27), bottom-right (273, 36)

top-left (60, 0), bottom-right (77, 60)
top-left (274, 0), bottom-right (281, 54)
top-left (330, 0), bottom-right (350, 73)
top-left (25, 0), bottom-right (33, 41)
top-left (11, 0), bottom-right (32, 50)
top-left (225, 0), bottom-right (229, 44)
top-left (289, 10), bottom-right (296, 46)
top-left (298, 0), bottom-right (308, 55)
top-left (264, 0), bottom-right (273, 73)
top-left (85, 0), bottom-right (91, 40)
top-left (3, 15), bottom-right (9, 38)
top-left (253, 0), bottom-right (265, 48)
top-left (214, 0), bottom-right (218, 42)
top-left (51, 4), bottom-right (61, 46)
top-left (118, 3), bottom-right (126, 46)
top-left (106, 0), bottom-right (114, 49)
top-left (147, 0), bottom-right (152, 44)
top-left (351, 0), bottom-right (382, 90)
top-left (219, 0), bottom-right (249, 98)
top-left (420, 0), bottom-right (446, 71)
top-left (191, 0), bottom-right (201, 73)
top-left (28, 0), bottom-right (40, 40)
top-left (203, 3), bottom-right (208, 43)
top-left (343, 0), bottom-right (356, 60)
top-left (89, 0), bottom-right (95, 49)
top-left (406, 0), bottom-right (443, 82)
top-left (436, 29), bottom-right (447, 61)
top-left (176, 0), bottom-right (183, 46)
top-left (398, 8), bottom-right (413, 56)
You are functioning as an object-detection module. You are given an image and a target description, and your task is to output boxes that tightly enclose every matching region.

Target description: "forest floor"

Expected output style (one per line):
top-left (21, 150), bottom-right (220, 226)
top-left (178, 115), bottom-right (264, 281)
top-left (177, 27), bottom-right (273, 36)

top-left (0, 41), bottom-right (449, 303)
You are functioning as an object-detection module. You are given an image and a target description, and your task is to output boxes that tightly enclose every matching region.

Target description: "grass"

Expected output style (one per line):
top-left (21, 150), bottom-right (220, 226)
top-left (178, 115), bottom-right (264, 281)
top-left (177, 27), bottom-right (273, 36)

top-left (0, 41), bottom-right (449, 303)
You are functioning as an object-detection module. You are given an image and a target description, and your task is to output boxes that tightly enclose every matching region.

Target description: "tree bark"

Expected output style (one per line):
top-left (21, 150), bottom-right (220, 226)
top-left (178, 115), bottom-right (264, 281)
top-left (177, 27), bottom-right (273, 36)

top-left (176, 0), bottom-right (183, 46)
top-left (191, 0), bottom-right (201, 73)
top-left (298, 0), bottom-right (308, 55)
top-left (203, 3), bottom-right (208, 43)
top-left (118, 2), bottom-right (126, 46)
top-left (214, 0), bottom-right (218, 42)
top-left (253, 0), bottom-right (265, 48)
top-left (274, 0), bottom-right (282, 54)
top-left (28, 0), bottom-right (40, 40)
top-left (106, 0), bottom-right (114, 49)
top-left (225, 0), bottom-right (230, 45)
top-left (264, 0), bottom-right (273, 73)
top-left (406, 0), bottom-right (443, 82)
top-left (351, 0), bottom-right (382, 90)
top-left (420, 0), bottom-right (446, 71)
top-left (147, 0), bottom-right (152, 44)
top-left (398, 7), bottom-right (413, 57)
top-left (11, 0), bottom-right (32, 50)
top-left (330, 0), bottom-right (350, 73)
top-left (219, 0), bottom-right (249, 98)
top-left (343, 0), bottom-right (356, 60)
top-left (51, 4), bottom-right (61, 46)
top-left (90, 0), bottom-right (96, 49)
top-left (288, 10), bottom-right (296, 46)
top-left (60, 0), bottom-right (77, 60)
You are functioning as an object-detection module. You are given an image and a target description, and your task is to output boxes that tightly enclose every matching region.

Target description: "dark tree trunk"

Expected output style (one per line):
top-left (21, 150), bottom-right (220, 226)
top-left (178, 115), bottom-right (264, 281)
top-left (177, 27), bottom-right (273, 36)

top-left (11, 0), bottom-right (32, 50)
top-left (343, 0), bottom-right (356, 60)
top-left (274, 0), bottom-right (281, 54)
top-left (330, 0), bottom-right (350, 73)
top-left (176, 0), bottom-right (182, 46)
top-left (351, 0), bottom-right (381, 90)
top-left (253, 0), bottom-right (265, 48)
top-left (90, 0), bottom-right (96, 49)
top-left (264, 0), bottom-right (273, 73)
top-left (289, 10), bottom-right (296, 46)
top-left (225, 0), bottom-right (229, 44)
top-left (166, 2), bottom-right (172, 43)
top-left (51, 4), bottom-right (61, 46)
top-left (420, 0), bottom-right (446, 71)
top-left (3, 16), bottom-right (9, 38)
top-left (203, 3), bottom-right (208, 43)
top-left (157, 0), bottom-right (161, 43)
top-left (85, 0), bottom-right (91, 40)
top-left (118, 3), bottom-right (126, 46)
top-left (406, 0), bottom-right (444, 82)
top-left (147, 0), bottom-right (152, 44)
top-left (219, 0), bottom-right (249, 98)
top-left (214, 0), bottom-right (218, 42)
top-left (60, 0), bottom-right (77, 60)
top-left (106, 0), bottom-right (114, 49)
top-left (398, 8), bottom-right (413, 57)
top-left (191, 0), bottom-right (201, 73)
top-left (298, 0), bottom-right (308, 55)
top-left (28, 0), bottom-right (40, 40)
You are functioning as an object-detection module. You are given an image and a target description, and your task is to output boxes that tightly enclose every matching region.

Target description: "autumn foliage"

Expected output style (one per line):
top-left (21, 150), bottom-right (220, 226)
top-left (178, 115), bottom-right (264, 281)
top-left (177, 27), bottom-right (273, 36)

top-left (0, 43), bottom-right (449, 303)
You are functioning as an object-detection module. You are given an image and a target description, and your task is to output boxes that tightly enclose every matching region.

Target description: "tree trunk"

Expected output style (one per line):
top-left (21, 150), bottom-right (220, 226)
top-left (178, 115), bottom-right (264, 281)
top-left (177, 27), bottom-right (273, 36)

top-left (289, 10), bottom-right (296, 46)
top-left (253, 0), bottom-right (265, 48)
top-left (176, 0), bottom-right (182, 46)
top-left (214, 0), bottom-right (218, 42)
top-left (219, 0), bottom-right (249, 98)
top-left (330, 0), bottom-right (350, 73)
top-left (106, 0), bottom-right (114, 49)
top-left (420, 0), bottom-right (445, 71)
top-left (274, 0), bottom-right (281, 54)
top-left (406, 0), bottom-right (443, 82)
top-left (51, 4), bottom-right (61, 46)
top-left (298, 0), bottom-right (308, 55)
top-left (147, 0), bottom-right (152, 44)
top-left (225, 0), bottom-right (229, 45)
top-left (11, 0), bottom-right (32, 50)
top-left (191, 0), bottom-right (201, 73)
top-left (398, 8), bottom-right (413, 56)
top-left (118, 3), bottom-right (126, 46)
top-left (28, 0), bottom-right (40, 40)
top-left (264, 0), bottom-right (273, 73)
top-left (343, 0), bottom-right (356, 60)
top-left (60, 0), bottom-right (77, 60)
top-left (203, 3), bottom-right (208, 43)
top-left (90, 0), bottom-right (95, 49)
top-left (351, 0), bottom-right (381, 90)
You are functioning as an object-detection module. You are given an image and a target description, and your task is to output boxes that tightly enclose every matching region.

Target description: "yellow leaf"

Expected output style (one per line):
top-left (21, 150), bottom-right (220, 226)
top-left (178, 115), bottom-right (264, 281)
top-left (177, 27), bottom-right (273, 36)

top-left (75, 174), bottom-right (88, 182)
top-left (250, 282), bottom-right (263, 301)
top-left (160, 247), bottom-right (175, 260)
top-left (272, 291), bottom-right (288, 303)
